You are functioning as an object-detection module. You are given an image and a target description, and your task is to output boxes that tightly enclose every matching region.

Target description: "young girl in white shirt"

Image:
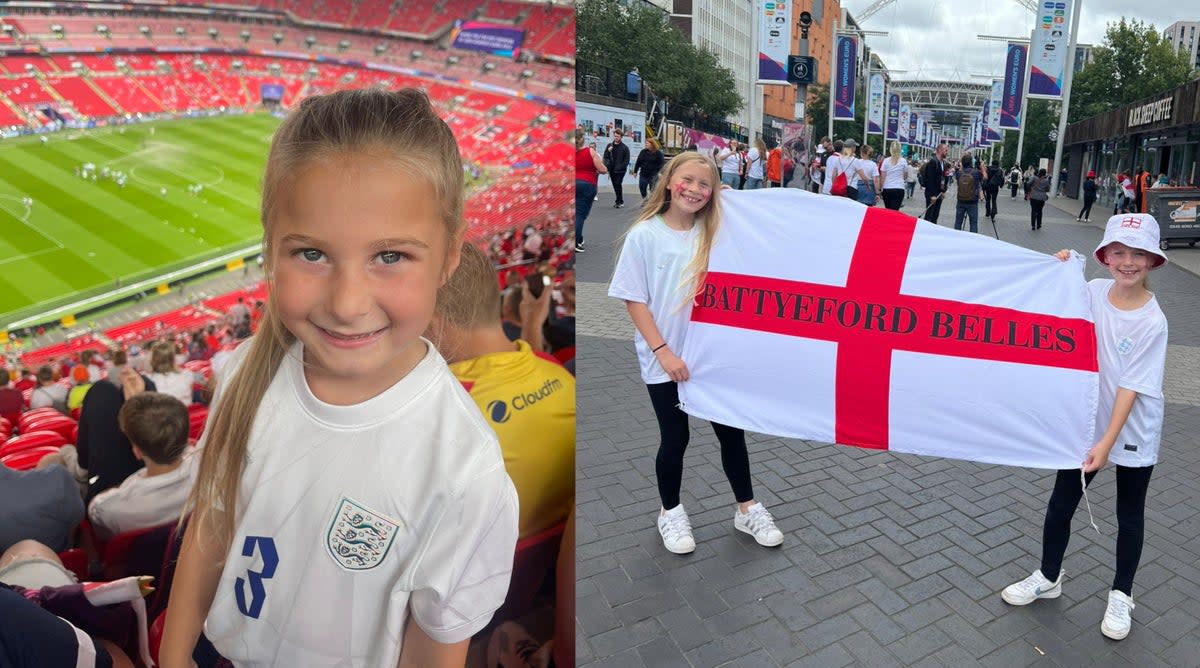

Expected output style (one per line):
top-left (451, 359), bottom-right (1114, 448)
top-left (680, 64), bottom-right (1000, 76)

top-left (608, 152), bottom-right (783, 555)
top-left (1001, 213), bottom-right (1169, 642)
top-left (160, 88), bottom-right (519, 667)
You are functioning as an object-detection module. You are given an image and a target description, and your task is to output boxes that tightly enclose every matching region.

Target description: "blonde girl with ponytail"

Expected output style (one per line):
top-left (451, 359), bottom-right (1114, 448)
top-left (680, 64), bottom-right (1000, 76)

top-left (160, 88), bottom-right (518, 668)
top-left (608, 152), bottom-right (784, 556)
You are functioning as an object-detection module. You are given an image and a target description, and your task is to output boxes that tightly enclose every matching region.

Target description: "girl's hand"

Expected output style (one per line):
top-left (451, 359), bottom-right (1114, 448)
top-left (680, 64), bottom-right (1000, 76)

top-left (1082, 442), bottom-right (1110, 473)
top-left (655, 348), bottom-right (690, 382)
top-left (1053, 249), bottom-right (1071, 262)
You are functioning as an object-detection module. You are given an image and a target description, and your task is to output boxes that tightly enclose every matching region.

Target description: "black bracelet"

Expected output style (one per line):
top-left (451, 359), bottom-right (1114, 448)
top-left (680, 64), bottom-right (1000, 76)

top-left (652, 343), bottom-right (668, 353)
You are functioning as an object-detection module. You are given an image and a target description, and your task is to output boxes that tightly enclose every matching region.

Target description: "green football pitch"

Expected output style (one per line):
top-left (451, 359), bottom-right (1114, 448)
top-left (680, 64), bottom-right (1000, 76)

top-left (0, 114), bottom-right (281, 327)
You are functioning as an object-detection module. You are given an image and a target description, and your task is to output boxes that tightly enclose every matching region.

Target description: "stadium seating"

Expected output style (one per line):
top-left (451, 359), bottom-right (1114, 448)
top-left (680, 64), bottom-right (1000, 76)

top-left (17, 407), bottom-right (63, 432)
top-left (19, 412), bottom-right (76, 442)
top-left (1, 430), bottom-right (68, 457)
top-left (0, 444), bottom-right (62, 470)
top-left (99, 521), bottom-right (176, 581)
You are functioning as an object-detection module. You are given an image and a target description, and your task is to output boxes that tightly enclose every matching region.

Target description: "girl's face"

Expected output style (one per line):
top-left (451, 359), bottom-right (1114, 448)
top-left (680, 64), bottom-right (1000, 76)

top-left (1102, 242), bottom-right (1153, 288)
top-left (668, 162), bottom-right (715, 215)
top-left (270, 154), bottom-right (459, 405)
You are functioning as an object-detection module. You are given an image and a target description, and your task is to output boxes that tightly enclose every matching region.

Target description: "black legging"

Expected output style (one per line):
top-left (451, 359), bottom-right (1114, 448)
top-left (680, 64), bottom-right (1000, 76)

top-left (1040, 465), bottom-right (1153, 596)
top-left (984, 188), bottom-right (999, 218)
top-left (646, 381), bottom-right (754, 509)
top-left (881, 188), bottom-right (905, 210)
top-left (1079, 197), bottom-right (1095, 220)
top-left (1030, 199), bottom-right (1045, 229)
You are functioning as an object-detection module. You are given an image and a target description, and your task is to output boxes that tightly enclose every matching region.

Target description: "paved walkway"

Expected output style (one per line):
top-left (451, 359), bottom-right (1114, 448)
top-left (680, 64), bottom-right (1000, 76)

top-left (575, 184), bottom-right (1200, 667)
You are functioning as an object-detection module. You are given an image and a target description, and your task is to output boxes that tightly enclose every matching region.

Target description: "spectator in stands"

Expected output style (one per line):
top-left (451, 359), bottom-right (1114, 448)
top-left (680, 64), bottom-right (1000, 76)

top-left (0, 461), bottom-right (84, 553)
top-left (521, 224), bottom-right (544, 263)
top-left (0, 367), bottom-right (22, 423)
top-left (29, 365), bottom-right (69, 414)
top-left (146, 341), bottom-right (193, 405)
top-left (227, 296), bottom-right (251, 338)
top-left (87, 392), bottom-right (198, 541)
top-left (67, 364), bottom-right (93, 412)
top-left (501, 287), bottom-right (525, 342)
top-left (187, 328), bottom-right (209, 362)
top-left (13, 367), bottom-right (36, 394)
top-left (430, 243), bottom-right (574, 540)
top-left (79, 349), bottom-right (103, 383)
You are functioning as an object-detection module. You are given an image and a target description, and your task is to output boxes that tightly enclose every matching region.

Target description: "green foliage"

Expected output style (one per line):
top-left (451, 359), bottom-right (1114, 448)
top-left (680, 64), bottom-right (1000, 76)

top-left (999, 99), bottom-right (1058, 169)
top-left (577, 0), bottom-right (743, 119)
top-left (804, 83), bottom-right (883, 153)
top-left (1068, 18), bottom-right (1195, 123)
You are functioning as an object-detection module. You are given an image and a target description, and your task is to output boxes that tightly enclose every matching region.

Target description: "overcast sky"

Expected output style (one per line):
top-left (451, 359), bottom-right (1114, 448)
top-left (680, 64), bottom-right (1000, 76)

top-left (843, 0), bottom-right (1186, 82)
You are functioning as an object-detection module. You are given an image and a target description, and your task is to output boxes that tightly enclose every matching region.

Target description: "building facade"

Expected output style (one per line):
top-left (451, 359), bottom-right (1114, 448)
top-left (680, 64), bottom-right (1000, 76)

top-left (1163, 21), bottom-right (1200, 71)
top-left (670, 0), bottom-right (753, 132)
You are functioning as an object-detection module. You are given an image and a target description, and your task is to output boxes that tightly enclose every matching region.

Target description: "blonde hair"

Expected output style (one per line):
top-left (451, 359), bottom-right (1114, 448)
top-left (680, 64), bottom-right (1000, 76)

top-left (150, 341), bottom-right (177, 374)
top-left (628, 152), bottom-right (723, 309)
top-left (753, 137), bottom-right (767, 156)
top-left (436, 242), bottom-right (501, 331)
top-left (575, 128), bottom-right (585, 149)
top-left (185, 88), bottom-right (465, 554)
top-left (890, 142), bottom-right (901, 160)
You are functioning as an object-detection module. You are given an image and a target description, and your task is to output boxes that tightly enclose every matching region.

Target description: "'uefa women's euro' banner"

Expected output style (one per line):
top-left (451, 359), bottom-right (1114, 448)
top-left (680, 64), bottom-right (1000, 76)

top-left (886, 93), bottom-right (900, 140)
top-left (1028, 0), bottom-right (1072, 98)
top-left (834, 36), bottom-right (857, 121)
top-left (450, 20), bottom-right (526, 59)
top-left (678, 190), bottom-right (1099, 470)
top-left (758, 0), bottom-right (792, 83)
top-left (987, 80), bottom-right (1004, 142)
top-left (1001, 43), bottom-right (1027, 129)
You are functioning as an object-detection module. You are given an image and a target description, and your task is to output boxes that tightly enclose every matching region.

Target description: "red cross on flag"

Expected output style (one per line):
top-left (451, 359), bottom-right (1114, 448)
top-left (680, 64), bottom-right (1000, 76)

top-left (678, 189), bottom-right (1099, 470)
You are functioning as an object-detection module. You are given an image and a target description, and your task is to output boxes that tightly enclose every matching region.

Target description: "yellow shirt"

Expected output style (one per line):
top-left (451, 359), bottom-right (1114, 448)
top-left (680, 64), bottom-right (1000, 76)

top-left (67, 383), bottom-right (91, 411)
top-left (450, 340), bottom-right (575, 539)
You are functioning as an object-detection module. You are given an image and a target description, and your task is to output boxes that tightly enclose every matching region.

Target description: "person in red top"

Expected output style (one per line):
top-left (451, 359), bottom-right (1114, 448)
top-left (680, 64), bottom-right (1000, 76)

top-left (766, 144), bottom-right (782, 188)
top-left (575, 128), bottom-right (607, 254)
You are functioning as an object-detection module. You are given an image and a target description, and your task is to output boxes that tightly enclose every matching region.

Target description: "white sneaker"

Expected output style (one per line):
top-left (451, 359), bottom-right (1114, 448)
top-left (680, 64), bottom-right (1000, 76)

top-left (1101, 590), bottom-right (1134, 640)
top-left (734, 502), bottom-right (783, 547)
top-left (1001, 569), bottom-right (1063, 605)
top-left (657, 505), bottom-right (695, 554)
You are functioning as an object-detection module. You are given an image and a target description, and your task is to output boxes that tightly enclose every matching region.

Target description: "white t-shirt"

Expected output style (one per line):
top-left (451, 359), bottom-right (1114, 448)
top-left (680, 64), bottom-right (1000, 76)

top-left (87, 449), bottom-right (200, 540)
top-left (824, 155), bottom-right (861, 191)
top-left (859, 159), bottom-right (880, 189)
top-left (29, 384), bottom-right (68, 410)
top-left (746, 148), bottom-right (763, 179)
top-left (608, 216), bottom-right (700, 384)
top-left (1089, 279), bottom-right (1168, 467)
top-left (719, 150), bottom-right (741, 176)
top-left (203, 338), bottom-right (518, 666)
top-left (148, 370), bottom-right (194, 405)
top-left (880, 158), bottom-right (907, 190)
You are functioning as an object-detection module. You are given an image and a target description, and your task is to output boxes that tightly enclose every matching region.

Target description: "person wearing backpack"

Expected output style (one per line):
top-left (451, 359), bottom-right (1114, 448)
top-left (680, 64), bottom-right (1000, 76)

top-left (953, 153), bottom-right (983, 233)
top-left (29, 365), bottom-right (69, 415)
top-left (828, 138), bottom-right (866, 200)
top-left (984, 159), bottom-right (1004, 222)
top-left (1008, 165), bottom-right (1022, 198)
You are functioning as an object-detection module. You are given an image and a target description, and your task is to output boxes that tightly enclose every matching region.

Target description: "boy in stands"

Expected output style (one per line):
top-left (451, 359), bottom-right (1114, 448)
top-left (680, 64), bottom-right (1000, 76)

top-left (87, 392), bottom-right (199, 541)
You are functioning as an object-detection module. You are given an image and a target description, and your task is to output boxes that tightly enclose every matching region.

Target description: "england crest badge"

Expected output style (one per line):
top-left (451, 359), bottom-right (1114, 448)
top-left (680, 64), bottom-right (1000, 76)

top-left (326, 497), bottom-right (401, 571)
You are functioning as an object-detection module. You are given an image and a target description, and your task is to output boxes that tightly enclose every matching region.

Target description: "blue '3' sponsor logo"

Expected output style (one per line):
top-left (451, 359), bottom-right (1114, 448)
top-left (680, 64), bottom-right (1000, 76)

top-left (235, 536), bottom-right (278, 619)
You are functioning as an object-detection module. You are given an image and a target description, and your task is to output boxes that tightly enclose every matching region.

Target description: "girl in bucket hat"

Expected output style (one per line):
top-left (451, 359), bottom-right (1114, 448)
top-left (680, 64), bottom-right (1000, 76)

top-left (1001, 213), bottom-right (1168, 641)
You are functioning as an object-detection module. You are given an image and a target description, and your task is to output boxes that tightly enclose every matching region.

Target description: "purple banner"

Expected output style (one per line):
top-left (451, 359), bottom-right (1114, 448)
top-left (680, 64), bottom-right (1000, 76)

top-left (1001, 43), bottom-right (1026, 129)
top-left (886, 93), bottom-right (900, 140)
top-left (907, 108), bottom-right (918, 141)
top-left (450, 20), bottom-right (526, 59)
top-left (834, 36), bottom-right (857, 121)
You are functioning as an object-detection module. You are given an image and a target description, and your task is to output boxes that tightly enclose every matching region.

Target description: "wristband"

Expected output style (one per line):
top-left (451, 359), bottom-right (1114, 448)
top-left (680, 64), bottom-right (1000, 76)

top-left (652, 343), bottom-right (668, 353)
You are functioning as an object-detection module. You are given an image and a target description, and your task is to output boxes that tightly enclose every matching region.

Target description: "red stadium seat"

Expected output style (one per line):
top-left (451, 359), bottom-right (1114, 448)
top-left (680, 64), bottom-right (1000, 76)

top-left (101, 522), bottom-right (176, 581)
top-left (21, 413), bottom-right (76, 442)
top-left (0, 416), bottom-right (11, 432)
top-left (57, 548), bottom-right (89, 581)
top-left (188, 406), bottom-right (208, 442)
top-left (491, 521), bottom-right (566, 625)
top-left (18, 406), bottom-right (62, 432)
top-left (0, 430), bottom-right (68, 457)
top-left (0, 445), bottom-right (62, 470)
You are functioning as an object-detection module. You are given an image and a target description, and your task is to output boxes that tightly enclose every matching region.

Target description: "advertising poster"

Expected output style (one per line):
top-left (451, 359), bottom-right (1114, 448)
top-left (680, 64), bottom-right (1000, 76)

top-left (899, 104), bottom-right (910, 142)
top-left (867, 73), bottom-right (885, 135)
top-left (758, 0), bottom-right (792, 83)
top-left (1028, 0), bottom-right (1072, 98)
top-left (886, 93), bottom-right (900, 140)
top-left (576, 100), bottom-right (646, 158)
top-left (987, 80), bottom-right (1004, 142)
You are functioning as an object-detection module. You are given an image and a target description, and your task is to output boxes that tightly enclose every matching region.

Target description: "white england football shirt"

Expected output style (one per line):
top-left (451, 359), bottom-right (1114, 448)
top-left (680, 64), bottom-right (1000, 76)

top-left (203, 339), bottom-right (518, 666)
top-left (1089, 279), bottom-right (1168, 467)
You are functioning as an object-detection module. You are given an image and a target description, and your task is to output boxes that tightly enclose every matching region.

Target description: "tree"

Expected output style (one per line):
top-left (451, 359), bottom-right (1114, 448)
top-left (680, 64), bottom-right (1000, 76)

top-left (998, 99), bottom-right (1058, 170)
top-left (805, 83), bottom-right (884, 153)
top-left (1068, 18), bottom-right (1194, 123)
top-left (576, 0), bottom-right (742, 120)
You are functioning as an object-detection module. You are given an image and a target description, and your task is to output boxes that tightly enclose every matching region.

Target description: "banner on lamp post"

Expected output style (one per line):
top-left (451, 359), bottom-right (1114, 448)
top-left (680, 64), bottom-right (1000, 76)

top-left (1028, 0), bottom-right (1072, 99)
top-left (758, 0), bottom-right (792, 83)
top-left (867, 73), bottom-right (885, 135)
top-left (987, 80), bottom-right (1004, 141)
top-left (899, 104), bottom-right (910, 142)
top-left (1001, 43), bottom-right (1027, 129)
top-left (834, 35), bottom-right (857, 121)
top-left (886, 93), bottom-right (900, 140)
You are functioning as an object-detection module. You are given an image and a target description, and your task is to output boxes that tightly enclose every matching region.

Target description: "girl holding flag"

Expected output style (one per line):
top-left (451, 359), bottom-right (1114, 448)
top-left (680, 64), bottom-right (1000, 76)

top-left (1002, 213), bottom-right (1169, 641)
top-left (608, 153), bottom-right (784, 555)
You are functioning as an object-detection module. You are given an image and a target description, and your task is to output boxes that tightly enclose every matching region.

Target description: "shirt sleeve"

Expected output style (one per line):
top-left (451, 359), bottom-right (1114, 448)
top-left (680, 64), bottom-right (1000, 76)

top-left (608, 229), bottom-right (650, 304)
top-left (407, 461), bottom-right (519, 644)
top-left (1118, 319), bottom-right (1168, 399)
